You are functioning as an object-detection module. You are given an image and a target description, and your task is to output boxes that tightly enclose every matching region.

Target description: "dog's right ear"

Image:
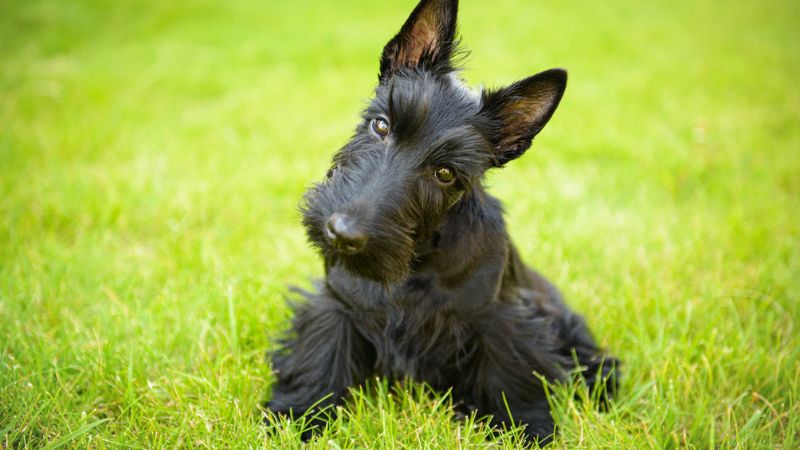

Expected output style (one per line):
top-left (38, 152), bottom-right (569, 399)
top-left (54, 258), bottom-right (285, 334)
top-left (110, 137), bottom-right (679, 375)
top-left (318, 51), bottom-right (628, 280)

top-left (481, 68), bottom-right (567, 166)
top-left (379, 0), bottom-right (459, 81)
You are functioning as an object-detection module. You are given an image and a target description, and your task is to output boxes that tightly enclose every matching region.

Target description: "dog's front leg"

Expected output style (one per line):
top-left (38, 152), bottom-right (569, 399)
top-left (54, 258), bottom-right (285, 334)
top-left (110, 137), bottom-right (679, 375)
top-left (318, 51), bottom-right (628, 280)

top-left (464, 307), bottom-right (569, 446)
top-left (473, 373), bottom-right (556, 446)
top-left (265, 288), bottom-right (373, 439)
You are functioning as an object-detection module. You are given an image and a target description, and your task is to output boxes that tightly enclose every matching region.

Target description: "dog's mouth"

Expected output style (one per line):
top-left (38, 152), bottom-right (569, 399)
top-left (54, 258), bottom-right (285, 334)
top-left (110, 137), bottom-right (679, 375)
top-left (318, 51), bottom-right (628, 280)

top-left (301, 182), bottom-right (422, 284)
top-left (322, 233), bottom-right (416, 285)
top-left (303, 214), bottom-right (417, 285)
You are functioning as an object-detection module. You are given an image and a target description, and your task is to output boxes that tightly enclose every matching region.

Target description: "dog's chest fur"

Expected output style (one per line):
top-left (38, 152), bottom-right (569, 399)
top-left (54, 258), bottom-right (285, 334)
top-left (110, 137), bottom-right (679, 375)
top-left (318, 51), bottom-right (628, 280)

top-left (325, 255), bottom-right (508, 384)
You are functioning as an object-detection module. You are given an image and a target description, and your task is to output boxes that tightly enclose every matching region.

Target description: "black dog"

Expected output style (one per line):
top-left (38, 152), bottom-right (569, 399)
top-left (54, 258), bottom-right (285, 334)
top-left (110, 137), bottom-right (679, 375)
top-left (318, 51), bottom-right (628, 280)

top-left (265, 0), bottom-right (618, 444)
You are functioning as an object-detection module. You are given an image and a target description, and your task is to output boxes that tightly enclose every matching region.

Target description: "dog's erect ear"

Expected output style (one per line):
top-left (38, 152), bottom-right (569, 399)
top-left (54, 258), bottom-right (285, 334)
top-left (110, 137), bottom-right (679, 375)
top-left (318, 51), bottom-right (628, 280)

top-left (379, 0), bottom-right (458, 80)
top-left (481, 68), bottom-right (567, 166)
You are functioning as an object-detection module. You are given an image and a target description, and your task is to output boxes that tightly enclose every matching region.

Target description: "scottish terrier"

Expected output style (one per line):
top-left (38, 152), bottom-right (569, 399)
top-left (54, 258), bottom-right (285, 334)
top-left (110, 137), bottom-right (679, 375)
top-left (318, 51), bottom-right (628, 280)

top-left (265, 0), bottom-right (618, 444)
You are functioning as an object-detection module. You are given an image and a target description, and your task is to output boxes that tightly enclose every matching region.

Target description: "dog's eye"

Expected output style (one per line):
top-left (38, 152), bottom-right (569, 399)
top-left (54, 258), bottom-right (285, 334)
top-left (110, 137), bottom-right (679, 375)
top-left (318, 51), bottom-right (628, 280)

top-left (326, 164), bottom-right (337, 179)
top-left (434, 167), bottom-right (456, 184)
top-left (371, 118), bottom-right (390, 138)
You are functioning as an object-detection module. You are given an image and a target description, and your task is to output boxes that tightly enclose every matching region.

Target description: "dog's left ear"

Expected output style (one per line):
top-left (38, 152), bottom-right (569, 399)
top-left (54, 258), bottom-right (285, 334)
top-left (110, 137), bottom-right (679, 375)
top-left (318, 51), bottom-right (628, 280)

top-left (481, 68), bottom-right (567, 166)
top-left (379, 0), bottom-right (459, 81)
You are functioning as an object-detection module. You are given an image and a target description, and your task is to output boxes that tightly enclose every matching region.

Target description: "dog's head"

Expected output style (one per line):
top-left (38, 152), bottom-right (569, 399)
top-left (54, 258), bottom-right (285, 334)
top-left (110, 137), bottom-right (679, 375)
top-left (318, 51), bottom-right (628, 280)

top-left (302, 0), bottom-right (566, 284)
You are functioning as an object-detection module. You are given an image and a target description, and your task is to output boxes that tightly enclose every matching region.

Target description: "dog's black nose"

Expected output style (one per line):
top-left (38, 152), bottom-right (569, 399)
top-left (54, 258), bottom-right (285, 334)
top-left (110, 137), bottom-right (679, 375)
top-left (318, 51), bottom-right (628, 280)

top-left (325, 213), bottom-right (367, 254)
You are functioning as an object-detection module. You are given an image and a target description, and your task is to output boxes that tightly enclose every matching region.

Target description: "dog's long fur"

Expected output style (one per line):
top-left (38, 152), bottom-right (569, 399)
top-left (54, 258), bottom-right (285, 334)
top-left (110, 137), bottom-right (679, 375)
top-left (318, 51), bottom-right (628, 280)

top-left (265, 0), bottom-right (618, 444)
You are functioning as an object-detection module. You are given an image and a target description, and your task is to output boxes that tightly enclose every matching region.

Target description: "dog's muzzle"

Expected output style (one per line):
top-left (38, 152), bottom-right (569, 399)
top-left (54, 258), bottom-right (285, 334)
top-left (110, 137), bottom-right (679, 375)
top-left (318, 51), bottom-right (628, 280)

top-left (324, 213), bottom-right (368, 254)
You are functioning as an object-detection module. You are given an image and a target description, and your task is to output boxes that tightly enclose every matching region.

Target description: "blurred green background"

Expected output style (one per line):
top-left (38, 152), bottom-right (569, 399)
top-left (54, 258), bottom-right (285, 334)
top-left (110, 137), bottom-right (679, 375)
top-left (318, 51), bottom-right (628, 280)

top-left (1, 0), bottom-right (798, 447)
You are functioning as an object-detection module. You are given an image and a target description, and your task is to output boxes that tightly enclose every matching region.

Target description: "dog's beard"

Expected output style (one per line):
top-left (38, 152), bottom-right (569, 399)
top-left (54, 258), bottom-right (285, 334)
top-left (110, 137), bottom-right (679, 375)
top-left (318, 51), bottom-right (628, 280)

top-left (302, 207), bottom-right (418, 286)
top-left (327, 237), bottom-right (415, 285)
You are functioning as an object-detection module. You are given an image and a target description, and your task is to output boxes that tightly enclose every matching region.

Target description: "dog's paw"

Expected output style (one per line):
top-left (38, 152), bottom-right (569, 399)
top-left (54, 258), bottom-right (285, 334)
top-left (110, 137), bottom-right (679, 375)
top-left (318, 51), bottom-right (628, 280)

top-left (582, 355), bottom-right (621, 408)
top-left (260, 401), bottom-right (330, 442)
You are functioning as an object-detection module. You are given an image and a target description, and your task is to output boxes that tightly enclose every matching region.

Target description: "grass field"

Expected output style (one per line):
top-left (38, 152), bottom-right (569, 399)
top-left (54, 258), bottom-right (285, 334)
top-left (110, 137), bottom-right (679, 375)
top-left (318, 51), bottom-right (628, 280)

top-left (1, 0), bottom-right (799, 447)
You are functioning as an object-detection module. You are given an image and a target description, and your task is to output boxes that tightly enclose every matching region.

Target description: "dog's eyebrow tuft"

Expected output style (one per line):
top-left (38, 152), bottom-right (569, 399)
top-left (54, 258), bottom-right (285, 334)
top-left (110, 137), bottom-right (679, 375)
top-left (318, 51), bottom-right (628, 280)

top-left (387, 72), bottom-right (436, 140)
top-left (422, 126), bottom-right (494, 177)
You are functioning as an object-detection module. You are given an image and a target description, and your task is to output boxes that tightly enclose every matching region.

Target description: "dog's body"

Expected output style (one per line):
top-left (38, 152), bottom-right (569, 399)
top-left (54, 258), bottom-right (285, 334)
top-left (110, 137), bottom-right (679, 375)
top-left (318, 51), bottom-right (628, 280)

top-left (266, 0), bottom-right (618, 444)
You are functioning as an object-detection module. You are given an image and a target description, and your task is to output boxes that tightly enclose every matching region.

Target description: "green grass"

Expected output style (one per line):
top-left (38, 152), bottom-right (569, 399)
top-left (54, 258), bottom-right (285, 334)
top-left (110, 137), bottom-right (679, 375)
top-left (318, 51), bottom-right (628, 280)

top-left (1, 0), bottom-right (799, 447)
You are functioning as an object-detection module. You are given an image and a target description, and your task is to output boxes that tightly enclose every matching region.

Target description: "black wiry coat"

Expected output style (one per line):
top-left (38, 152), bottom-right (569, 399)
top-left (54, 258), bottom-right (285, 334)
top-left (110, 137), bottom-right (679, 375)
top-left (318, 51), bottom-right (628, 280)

top-left (265, 0), bottom-right (618, 444)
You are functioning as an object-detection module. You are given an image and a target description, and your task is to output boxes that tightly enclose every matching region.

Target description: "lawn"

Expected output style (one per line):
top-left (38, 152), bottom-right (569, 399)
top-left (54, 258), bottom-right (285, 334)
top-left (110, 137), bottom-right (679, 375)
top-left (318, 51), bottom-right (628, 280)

top-left (1, 0), bottom-right (798, 447)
